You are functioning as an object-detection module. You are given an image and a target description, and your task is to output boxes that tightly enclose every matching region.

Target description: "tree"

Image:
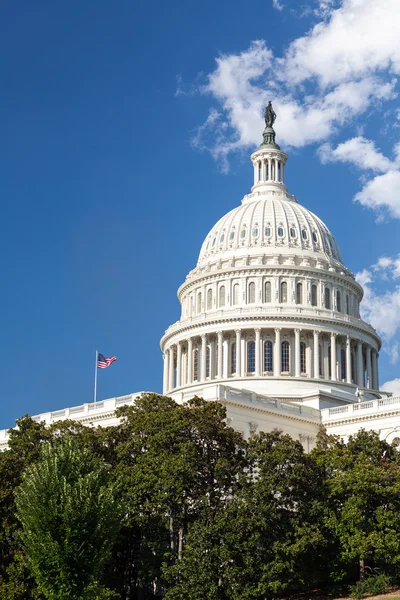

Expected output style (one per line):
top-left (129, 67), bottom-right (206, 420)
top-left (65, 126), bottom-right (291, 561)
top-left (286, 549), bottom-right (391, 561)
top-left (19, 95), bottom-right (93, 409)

top-left (15, 437), bottom-right (120, 600)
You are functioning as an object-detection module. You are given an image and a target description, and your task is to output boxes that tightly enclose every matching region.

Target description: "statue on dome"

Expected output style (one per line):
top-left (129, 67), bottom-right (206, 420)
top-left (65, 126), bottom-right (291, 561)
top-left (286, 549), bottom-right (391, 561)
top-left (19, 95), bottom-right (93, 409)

top-left (264, 101), bottom-right (277, 128)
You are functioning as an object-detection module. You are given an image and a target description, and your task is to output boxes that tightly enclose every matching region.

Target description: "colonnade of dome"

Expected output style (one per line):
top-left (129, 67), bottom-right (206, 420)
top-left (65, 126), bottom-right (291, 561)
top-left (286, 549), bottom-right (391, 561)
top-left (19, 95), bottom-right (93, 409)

top-left (160, 111), bottom-right (382, 406)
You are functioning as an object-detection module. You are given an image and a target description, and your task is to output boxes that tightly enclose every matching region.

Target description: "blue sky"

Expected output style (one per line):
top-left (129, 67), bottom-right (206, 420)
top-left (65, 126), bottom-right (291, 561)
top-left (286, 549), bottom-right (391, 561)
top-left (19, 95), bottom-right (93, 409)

top-left (1, 0), bottom-right (400, 427)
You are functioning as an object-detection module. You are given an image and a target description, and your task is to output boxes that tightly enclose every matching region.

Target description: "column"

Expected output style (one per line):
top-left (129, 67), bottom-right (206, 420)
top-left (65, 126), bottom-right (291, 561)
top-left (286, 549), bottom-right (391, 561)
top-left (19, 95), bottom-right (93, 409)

top-left (223, 336), bottom-right (229, 379)
top-left (201, 334), bottom-right (207, 382)
top-left (176, 342), bottom-right (182, 388)
top-left (168, 346), bottom-right (175, 391)
top-left (187, 338), bottom-right (193, 385)
top-left (255, 328), bottom-right (261, 376)
top-left (295, 329), bottom-right (301, 378)
top-left (274, 328), bottom-right (281, 376)
top-left (330, 333), bottom-right (337, 381)
top-left (217, 331), bottom-right (223, 378)
top-left (268, 158), bottom-right (271, 181)
top-left (357, 340), bottom-right (364, 387)
top-left (366, 345), bottom-right (372, 389)
top-left (275, 158), bottom-right (279, 182)
top-left (346, 336), bottom-right (352, 384)
top-left (210, 337), bottom-right (216, 379)
top-left (371, 350), bottom-right (378, 390)
top-left (254, 162), bottom-right (257, 186)
top-left (313, 330), bottom-right (320, 379)
top-left (163, 351), bottom-right (169, 393)
top-left (235, 329), bottom-right (242, 377)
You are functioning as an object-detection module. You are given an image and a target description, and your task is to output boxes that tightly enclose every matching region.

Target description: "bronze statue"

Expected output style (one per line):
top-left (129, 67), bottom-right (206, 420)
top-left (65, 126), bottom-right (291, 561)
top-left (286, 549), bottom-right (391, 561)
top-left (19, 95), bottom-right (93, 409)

top-left (264, 101), bottom-right (276, 128)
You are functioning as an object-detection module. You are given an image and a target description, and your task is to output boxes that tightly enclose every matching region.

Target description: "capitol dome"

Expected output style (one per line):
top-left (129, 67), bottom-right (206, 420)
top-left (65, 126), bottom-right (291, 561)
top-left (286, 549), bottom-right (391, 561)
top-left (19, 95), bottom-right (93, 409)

top-left (160, 106), bottom-right (381, 412)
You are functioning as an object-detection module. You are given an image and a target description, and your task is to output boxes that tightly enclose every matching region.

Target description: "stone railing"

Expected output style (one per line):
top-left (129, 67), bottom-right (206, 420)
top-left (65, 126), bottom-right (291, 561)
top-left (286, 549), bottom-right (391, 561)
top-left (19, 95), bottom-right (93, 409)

top-left (321, 395), bottom-right (400, 422)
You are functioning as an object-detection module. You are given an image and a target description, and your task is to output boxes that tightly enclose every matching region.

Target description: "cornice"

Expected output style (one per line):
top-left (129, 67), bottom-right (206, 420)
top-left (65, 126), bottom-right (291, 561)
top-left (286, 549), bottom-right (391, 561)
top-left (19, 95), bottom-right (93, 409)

top-left (220, 398), bottom-right (321, 426)
top-left (325, 408), bottom-right (400, 428)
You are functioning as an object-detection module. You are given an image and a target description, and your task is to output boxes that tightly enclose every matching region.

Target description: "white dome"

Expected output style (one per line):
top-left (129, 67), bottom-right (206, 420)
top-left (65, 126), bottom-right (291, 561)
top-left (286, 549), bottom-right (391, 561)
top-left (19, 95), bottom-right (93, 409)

top-left (198, 192), bottom-right (342, 268)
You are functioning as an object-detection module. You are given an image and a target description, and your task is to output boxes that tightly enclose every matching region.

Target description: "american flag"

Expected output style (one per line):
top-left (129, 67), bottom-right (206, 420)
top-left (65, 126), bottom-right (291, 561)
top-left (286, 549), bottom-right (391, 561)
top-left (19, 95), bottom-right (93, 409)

top-left (97, 353), bottom-right (117, 369)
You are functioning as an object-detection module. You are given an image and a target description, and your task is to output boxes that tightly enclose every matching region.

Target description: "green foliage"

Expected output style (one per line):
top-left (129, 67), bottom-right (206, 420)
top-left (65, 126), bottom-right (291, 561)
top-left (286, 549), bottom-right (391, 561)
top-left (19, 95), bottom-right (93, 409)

top-left (15, 437), bottom-right (119, 600)
top-left (348, 573), bottom-right (392, 599)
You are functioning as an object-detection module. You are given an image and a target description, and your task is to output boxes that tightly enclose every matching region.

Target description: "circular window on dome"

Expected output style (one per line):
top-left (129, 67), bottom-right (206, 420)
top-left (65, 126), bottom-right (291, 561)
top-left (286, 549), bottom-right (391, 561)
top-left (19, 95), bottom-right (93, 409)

top-left (229, 230), bottom-right (235, 241)
top-left (220, 233), bottom-right (225, 243)
top-left (290, 227), bottom-right (296, 238)
top-left (312, 231), bottom-right (318, 243)
top-left (240, 229), bottom-right (247, 239)
top-left (265, 226), bottom-right (271, 237)
top-left (277, 226), bottom-right (284, 237)
top-left (252, 227), bottom-right (259, 237)
top-left (302, 229), bottom-right (308, 240)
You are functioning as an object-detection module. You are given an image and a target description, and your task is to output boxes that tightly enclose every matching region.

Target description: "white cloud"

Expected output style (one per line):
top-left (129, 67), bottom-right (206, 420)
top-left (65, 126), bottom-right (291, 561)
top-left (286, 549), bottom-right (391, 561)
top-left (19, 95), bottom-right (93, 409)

top-left (272, 0), bottom-right (284, 10)
top-left (356, 258), bottom-right (400, 341)
top-left (189, 0), bottom-right (399, 171)
top-left (318, 137), bottom-right (393, 172)
top-left (381, 378), bottom-right (400, 394)
top-left (354, 170), bottom-right (400, 220)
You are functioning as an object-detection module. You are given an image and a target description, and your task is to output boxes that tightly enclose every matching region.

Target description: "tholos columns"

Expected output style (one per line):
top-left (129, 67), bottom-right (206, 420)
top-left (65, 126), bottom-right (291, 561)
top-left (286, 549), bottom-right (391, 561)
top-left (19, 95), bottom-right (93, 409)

top-left (366, 345), bottom-right (372, 389)
top-left (330, 333), bottom-right (337, 381)
top-left (217, 331), bottom-right (223, 378)
top-left (163, 351), bottom-right (169, 393)
top-left (176, 342), bottom-right (182, 388)
top-left (295, 329), bottom-right (301, 378)
top-left (235, 329), bottom-right (242, 377)
top-left (313, 330), bottom-right (320, 379)
top-left (357, 340), bottom-right (364, 387)
top-left (346, 336), bottom-right (352, 384)
top-left (187, 338), bottom-right (193, 385)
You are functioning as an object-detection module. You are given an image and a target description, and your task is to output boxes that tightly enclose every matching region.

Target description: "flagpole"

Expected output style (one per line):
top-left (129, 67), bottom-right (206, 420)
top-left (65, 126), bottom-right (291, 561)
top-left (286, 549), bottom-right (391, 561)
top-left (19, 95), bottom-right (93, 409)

top-left (94, 350), bottom-right (98, 403)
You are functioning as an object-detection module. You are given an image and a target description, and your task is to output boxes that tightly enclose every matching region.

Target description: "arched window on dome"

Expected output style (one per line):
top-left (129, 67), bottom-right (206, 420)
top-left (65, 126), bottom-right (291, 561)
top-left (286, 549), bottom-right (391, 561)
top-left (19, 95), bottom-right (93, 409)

top-left (281, 341), bottom-right (290, 372)
top-left (346, 294), bottom-right (350, 315)
top-left (311, 284), bottom-right (318, 307)
top-left (247, 341), bottom-right (255, 373)
top-left (264, 341), bottom-right (273, 372)
top-left (280, 281), bottom-right (288, 303)
top-left (197, 292), bottom-right (202, 314)
top-left (300, 342), bottom-right (306, 374)
top-left (336, 290), bottom-right (341, 313)
top-left (296, 282), bottom-right (303, 305)
top-left (230, 342), bottom-right (236, 375)
top-left (328, 346), bottom-right (331, 378)
top-left (233, 284), bottom-right (240, 306)
top-left (264, 281), bottom-right (271, 303)
top-left (193, 348), bottom-right (199, 382)
top-left (219, 286), bottom-right (226, 307)
top-left (206, 346), bottom-right (211, 378)
top-left (248, 282), bottom-right (255, 304)
top-left (207, 289), bottom-right (213, 311)
top-left (340, 348), bottom-right (346, 380)
top-left (325, 287), bottom-right (331, 310)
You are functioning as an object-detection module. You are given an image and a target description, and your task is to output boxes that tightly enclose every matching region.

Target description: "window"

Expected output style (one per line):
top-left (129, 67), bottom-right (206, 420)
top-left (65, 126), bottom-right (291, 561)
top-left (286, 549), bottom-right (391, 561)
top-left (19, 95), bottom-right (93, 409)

top-left (212, 237), bottom-right (216, 247)
top-left (240, 229), bottom-right (246, 239)
top-left (193, 348), bottom-right (198, 381)
top-left (290, 227), bottom-right (296, 238)
top-left (281, 281), bottom-right (288, 303)
top-left (231, 342), bottom-right (236, 375)
top-left (351, 351), bottom-right (355, 383)
top-left (248, 282), bottom-right (255, 303)
top-left (336, 290), bottom-right (341, 312)
top-left (233, 284), bottom-right (239, 305)
top-left (206, 346), bottom-right (211, 378)
top-left (296, 282), bottom-right (303, 305)
top-left (197, 292), bottom-right (202, 313)
top-left (247, 341), bottom-right (255, 373)
top-left (229, 230), bottom-right (235, 241)
top-left (302, 229), bottom-right (308, 240)
top-left (312, 231), bottom-right (318, 243)
top-left (265, 226), bottom-right (271, 237)
top-left (282, 341), bottom-right (290, 372)
top-left (207, 289), bottom-right (213, 310)
top-left (300, 342), bottom-right (306, 374)
top-left (277, 226), bottom-right (284, 237)
top-left (311, 284), bottom-right (318, 307)
top-left (252, 227), bottom-right (259, 237)
top-left (264, 341), bottom-right (273, 372)
top-left (340, 348), bottom-right (346, 380)
top-left (325, 287), bottom-right (331, 309)
top-left (264, 281), bottom-right (271, 303)
top-left (220, 233), bottom-right (225, 243)
top-left (346, 294), bottom-right (350, 315)
top-left (219, 286), bottom-right (226, 307)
